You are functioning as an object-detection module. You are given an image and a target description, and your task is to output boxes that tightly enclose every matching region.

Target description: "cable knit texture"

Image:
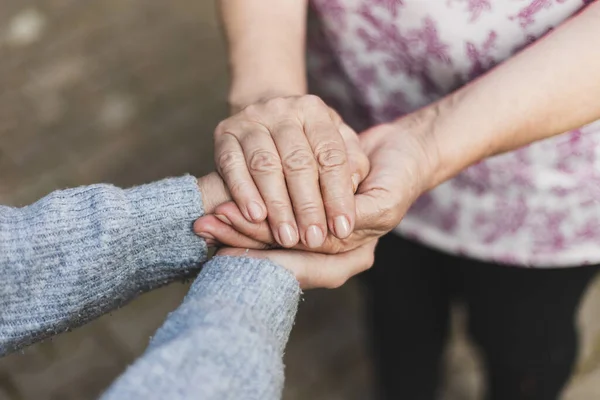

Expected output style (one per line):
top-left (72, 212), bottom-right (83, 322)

top-left (102, 256), bottom-right (300, 400)
top-left (0, 175), bottom-right (206, 355)
top-left (0, 175), bottom-right (301, 399)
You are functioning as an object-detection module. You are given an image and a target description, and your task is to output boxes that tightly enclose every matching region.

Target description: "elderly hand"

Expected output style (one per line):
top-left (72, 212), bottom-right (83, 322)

top-left (197, 171), bottom-right (377, 289)
top-left (213, 95), bottom-right (369, 249)
top-left (196, 108), bottom-right (441, 254)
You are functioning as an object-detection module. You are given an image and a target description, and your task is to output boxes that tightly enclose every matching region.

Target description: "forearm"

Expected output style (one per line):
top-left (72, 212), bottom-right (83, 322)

top-left (0, 176), bottom-right (207, 355)
top-left (220, 0), bottom-right (308, 111)
top-left (102, 256), bottom-right (300, 400)
top-left (423, 2), bottom-right (600, 187)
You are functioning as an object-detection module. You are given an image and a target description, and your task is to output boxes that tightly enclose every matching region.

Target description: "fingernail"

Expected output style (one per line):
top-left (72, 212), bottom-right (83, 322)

top-left (215, 214), bottom-right (232, 226)
top-left (352, 173), bottom-right (360, 193)
top-left (198, 232), bottom-right (216, 240)
top-left (205, 239), bottom-right (217, 247)
top-left (306, 225), bottom-right (324, 248)
top-left (334, 216), bottom-right (351, 238)
top-left (278, 223), bottom-right (297, 247)
top-left (247, 201), bottom-right (264, 221)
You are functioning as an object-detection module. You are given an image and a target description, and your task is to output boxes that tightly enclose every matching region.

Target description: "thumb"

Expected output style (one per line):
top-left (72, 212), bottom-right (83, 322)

top-left (340, 123), bottom-right (370, 192)
top-left (197, 172), bottom-right (233, 215)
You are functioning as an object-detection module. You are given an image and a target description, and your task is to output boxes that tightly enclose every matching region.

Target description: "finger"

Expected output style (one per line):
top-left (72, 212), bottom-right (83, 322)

top-left (237, 128), bottom-right (299, 248)
top-left (247, 240), bottom-right (377, 289)
top-left (269, 120), bottom-right (327, 249)
top-left (303, 99), bottom-right (355, 239)
top-left (212, 201), bottom-right (332, 252)
top-left (213, 201), bottom-right (275, 244)
top-left (193, 215), bottom-right (270, 250)
top-left (211, 201), bottom-right (362, 255)
top-left (339, 123), bottom-right (370, 192)
top-left (214, 128), bottom-right (267, 222)
top-left (197, 172), bottom-right (232, 215)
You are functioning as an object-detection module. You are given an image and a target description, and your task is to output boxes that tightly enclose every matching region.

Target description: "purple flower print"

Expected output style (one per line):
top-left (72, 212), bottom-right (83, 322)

top-left (530, 210), bottom-right (568, 253)
top-left (452, 161), bottom-right (492, 195)
top-left (447, 0), bottom-right (493, 22)
top-left (510, 0), bottom-right (569, 28)
top-left (473, 197), bottom-right (528, 244)
top-left (409, 193), bottom-right (459, 233)
top-left (357, 7), bottom-right (451, 97)
top-left (465, 30), bottom-right (498, 79)
top-left (575, 218), bottom-right (600, 242)
top-left (370, 0), bottom-right (405, 17)
top-left (376, 91), bottom-right (409, 122)
top-left (410, 192), bottom-right (435, 213)
top-left (555, 130), bottom-right (596, 173)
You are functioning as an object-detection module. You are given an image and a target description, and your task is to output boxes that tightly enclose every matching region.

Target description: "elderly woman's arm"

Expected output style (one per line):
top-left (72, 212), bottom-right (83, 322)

top-left (0, 174), bottom-right (230, 356)
top-left (197, 2), bottom-right (600, 255)
top-left (424, 1), bottom-right (600, 188)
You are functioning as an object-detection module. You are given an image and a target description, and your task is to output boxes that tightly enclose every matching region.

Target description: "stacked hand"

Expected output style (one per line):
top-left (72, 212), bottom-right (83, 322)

top-left (197, 172), bottom-right (377, 289)
top-left (196, 95), bottom-right (440, 288)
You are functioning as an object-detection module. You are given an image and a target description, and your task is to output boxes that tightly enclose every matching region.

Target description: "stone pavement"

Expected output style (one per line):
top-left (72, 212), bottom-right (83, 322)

top-left (1, 1), bottom-right (600, 399)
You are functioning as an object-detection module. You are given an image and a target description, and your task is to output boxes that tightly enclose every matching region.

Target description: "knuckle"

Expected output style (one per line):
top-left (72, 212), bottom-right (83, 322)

top-left (315, 146), bottom-right (347, 170)
top-left (301, 94), bottom-right (325, 108)
top-left (265, 97), bottom-right (289, 111)
top-left (214, 120), bottom-right (229, 136)
top-left (217, 150), bottom-right (245, 173)
top-left (323, 238), bottom-right (345, 255)
top-left (242, 103), bottom-right (261, 117)
top-left (248, 150), bottom-right (282, 174)
top-left (266, 199), bottom-right (292, 214)
top-left (294, 202), bottom-right (323, 217)
top-left (282, 148), bottom-right (317, 173)
top-left (226, 179), bottom-right (252, 197)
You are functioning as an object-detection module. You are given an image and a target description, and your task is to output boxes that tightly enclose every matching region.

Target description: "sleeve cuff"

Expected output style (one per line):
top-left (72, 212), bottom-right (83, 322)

top-left (123, 175), bottom-right (207, 278)
top-left (189, 256), bottom-right (301, 352)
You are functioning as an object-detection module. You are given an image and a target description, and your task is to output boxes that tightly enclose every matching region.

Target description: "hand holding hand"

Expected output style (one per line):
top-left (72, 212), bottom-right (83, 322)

top-left (213, 95), bottom-right (369, 249)
top-left (197, 108), bottom-right (441, 254)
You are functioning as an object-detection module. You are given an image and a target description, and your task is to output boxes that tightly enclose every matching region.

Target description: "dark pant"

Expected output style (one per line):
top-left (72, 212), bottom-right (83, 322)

top-left (362, 233), bottom-right (598, 400)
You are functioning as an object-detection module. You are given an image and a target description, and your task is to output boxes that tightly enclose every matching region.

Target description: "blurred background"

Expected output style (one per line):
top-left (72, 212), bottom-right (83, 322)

top-left (2, 1), bottom-right (600, 399)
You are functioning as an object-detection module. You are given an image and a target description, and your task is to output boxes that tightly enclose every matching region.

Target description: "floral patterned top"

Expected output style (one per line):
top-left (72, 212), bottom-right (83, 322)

top-left (307, 0), bottom-right (598, 267)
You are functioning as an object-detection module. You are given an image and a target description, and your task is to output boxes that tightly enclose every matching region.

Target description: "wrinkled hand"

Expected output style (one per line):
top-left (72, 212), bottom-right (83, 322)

top-left (196, 110), bottom-right (441, 254)
top-left (196, 173), bottom-right (377, 289)
top-left (214, 95), bottom-right (369, 249)
top-left (217, 240), bottom-right (378, 290)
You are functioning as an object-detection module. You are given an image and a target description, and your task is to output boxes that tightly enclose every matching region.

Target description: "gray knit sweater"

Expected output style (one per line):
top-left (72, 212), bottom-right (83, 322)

top-left (0, 175), bottom-right (300, 400)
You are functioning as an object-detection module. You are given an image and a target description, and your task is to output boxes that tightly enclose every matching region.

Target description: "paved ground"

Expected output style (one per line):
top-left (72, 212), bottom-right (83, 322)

top-left (2, 1), bottom-right (600, 399)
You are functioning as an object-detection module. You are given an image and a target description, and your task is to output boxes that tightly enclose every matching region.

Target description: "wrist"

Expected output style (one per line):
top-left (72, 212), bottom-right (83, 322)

top-left (385, 105), bottom-right (443, 194)
top-left (391, 89), bottom-right (480, 191)
top-left (228, 86), bottom-right (307, 115)
top-left (197, 172), bottom-right (230, 215)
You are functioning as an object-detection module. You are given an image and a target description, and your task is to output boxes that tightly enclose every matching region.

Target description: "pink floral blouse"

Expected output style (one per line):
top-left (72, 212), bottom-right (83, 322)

top-left (308, 0), bottom-right (598, 267)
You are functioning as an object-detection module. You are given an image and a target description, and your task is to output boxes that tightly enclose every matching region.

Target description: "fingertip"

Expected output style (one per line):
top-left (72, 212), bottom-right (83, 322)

top-left (331, 215), bottom-right (352, 239)
top-left (304, 225), bottom-right (325, 249)
top-left (276, 222), bottom-right (300, 248)
top-left (193, 218), bottom-right (207, 234)
top-left (246, 200), bottom-right (267, 222)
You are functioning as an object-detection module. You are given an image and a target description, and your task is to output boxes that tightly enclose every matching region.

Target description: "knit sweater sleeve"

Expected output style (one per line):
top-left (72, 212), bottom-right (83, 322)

top-left (101, 256), bottom-right (300, 400)
top-left (0, 175), bottom-right (207, 356)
